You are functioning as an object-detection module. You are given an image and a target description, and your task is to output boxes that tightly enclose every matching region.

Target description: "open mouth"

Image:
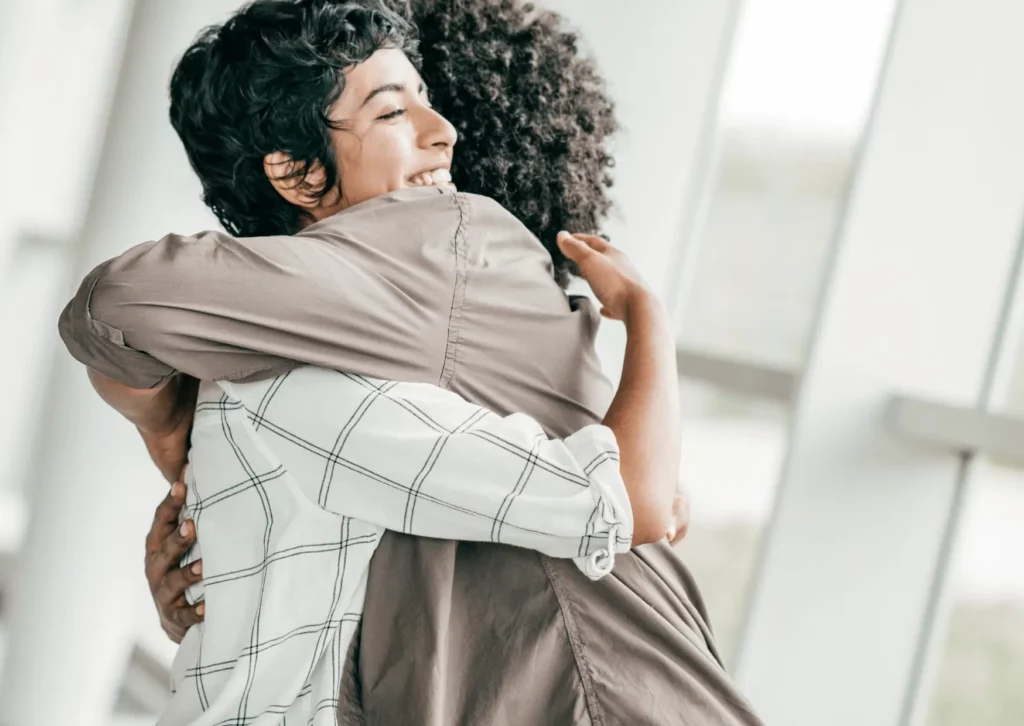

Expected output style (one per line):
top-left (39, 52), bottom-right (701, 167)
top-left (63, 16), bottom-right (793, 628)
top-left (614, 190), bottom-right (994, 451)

top-left (407, 168), bottom-right (454, 188)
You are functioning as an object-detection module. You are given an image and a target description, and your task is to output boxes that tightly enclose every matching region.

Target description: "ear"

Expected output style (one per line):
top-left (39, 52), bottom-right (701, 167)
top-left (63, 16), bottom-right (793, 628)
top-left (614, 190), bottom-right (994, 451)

top-left (263, 151), bottom-right (330, 210)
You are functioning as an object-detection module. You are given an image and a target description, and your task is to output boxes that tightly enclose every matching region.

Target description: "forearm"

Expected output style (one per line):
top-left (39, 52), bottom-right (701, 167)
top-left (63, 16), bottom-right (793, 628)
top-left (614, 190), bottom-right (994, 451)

top-left (87, 368), bottom-right (187, 434)
top-left (219, 370), bottom-right (632, 579)
top-left (602, 291), bottom-right (680, 544)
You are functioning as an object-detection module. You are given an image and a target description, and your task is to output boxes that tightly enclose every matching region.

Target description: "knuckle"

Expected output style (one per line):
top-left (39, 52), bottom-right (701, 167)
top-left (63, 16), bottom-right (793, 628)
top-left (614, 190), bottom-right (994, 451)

top-left (163, 572), bottom-right (186, 599)
top-left (162, 531), bottom-right (186, 557)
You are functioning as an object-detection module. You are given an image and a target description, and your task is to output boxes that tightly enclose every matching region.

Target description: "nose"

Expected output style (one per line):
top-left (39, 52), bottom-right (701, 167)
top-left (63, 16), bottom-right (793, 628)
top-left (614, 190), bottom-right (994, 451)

top-left (416, 105), bottom-right (458, 154)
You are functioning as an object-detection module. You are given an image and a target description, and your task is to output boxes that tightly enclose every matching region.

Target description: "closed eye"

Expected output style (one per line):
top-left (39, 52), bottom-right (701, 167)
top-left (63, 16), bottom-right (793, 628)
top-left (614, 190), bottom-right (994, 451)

top-left (377, 108), bottom-right (406, 121)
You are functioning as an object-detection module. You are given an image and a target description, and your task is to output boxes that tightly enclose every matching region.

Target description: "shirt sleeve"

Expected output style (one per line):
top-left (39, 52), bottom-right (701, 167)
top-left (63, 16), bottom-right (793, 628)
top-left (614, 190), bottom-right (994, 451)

top-left (57, 191), bottom-right (460, 389)
top-left (222, 369), bottom-right (634, 580)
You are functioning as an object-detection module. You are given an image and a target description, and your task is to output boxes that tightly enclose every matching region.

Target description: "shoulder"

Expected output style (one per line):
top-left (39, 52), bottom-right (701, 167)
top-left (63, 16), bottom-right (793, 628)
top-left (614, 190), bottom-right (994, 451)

top-left (299, 188), bottom-right (531, 249)
top-left (304, 187), bottom-right (464, 241)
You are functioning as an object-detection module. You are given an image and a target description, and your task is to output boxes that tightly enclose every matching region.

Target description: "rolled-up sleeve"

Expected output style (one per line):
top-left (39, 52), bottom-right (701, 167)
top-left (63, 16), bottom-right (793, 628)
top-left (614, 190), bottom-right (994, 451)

top-left (222, 369), bottom-right (634, 580)
top-left (59, 255), bottom-right (178, 388)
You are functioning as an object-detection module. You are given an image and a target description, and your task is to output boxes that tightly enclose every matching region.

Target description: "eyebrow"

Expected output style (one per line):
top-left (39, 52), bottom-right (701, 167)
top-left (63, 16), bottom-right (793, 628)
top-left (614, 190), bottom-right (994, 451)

top-left (360, 81), bottom-right (427, 108)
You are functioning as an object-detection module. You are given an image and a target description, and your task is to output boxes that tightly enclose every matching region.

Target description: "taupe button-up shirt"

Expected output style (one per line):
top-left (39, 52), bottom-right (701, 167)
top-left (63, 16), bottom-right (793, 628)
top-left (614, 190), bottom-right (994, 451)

top-left (60, 187), bottom-right (763, 726)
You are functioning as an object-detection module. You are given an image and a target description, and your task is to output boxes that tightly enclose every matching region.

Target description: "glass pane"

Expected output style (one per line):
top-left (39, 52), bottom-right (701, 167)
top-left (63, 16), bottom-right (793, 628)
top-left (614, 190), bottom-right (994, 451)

top-left (670, 0), bottom-right (897, 664)
top-left (678, 0), bottom-right (897, 368)
top-left (923, 298), bottom-right (1024, 724)
top-left (674, 381), bottom-right (789, 663)
top-left (922, 460), bottom-right (1024, 726)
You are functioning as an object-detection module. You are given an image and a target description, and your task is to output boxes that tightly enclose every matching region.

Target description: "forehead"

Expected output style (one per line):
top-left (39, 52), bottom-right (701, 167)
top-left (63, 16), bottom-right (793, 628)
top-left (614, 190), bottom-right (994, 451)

top-left (335, 48), bottom-right (421, 110)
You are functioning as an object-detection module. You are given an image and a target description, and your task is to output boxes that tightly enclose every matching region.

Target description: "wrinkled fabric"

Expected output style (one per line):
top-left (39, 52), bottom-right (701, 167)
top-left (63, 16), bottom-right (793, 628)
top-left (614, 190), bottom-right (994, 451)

top-left (59, 187), bottom-right (763, 726)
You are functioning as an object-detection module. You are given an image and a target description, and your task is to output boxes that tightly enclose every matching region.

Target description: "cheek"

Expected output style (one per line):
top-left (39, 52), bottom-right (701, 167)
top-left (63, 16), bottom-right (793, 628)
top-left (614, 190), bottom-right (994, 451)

top-left (335, 129), bottom-right (414, 198)
top-left (368, 137), bottom-right (414, 186)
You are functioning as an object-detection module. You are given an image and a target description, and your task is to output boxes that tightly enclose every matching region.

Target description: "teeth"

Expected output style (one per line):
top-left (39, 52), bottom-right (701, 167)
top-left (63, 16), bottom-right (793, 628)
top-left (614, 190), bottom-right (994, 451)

top-left (409, 169), bottom-right (453, 188)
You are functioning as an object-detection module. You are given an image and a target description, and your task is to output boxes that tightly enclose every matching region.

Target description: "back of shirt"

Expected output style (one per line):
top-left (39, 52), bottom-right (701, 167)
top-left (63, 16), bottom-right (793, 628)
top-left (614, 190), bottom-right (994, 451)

top-left (59, 186), bottom-right (761, 726)
top-left (59, 186), bottom-right (611, 435)
top-left (424, 191), bottom-right (614, 436)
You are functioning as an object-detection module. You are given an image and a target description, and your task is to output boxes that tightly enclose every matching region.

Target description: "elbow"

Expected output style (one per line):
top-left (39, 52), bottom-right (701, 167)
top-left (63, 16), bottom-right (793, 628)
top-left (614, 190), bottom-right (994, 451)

top-left (631, 527), bottom-right (665, 547)
top-left (629, 482), bottom-right (689, 547)
top-left (630, 506), bottom-right (674, 546)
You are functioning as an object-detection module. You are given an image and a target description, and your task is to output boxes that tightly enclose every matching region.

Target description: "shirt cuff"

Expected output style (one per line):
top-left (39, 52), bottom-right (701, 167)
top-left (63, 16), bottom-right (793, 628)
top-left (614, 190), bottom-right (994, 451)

top-left (57, 262), bottom-right (175, 389)
top-left (563, 424), bottom-right (633, 580)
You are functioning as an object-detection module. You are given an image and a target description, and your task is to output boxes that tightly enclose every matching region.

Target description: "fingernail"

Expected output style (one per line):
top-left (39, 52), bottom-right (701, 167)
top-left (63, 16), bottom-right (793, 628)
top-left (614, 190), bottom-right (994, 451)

top-left (191, 561), bottom-right (202, 576)
top-left (196, 602), bottom-right (205, 617)
top-left (171, 482), bottom-right (184, 500)
top-left (179, 520), bottom-right (191, 537)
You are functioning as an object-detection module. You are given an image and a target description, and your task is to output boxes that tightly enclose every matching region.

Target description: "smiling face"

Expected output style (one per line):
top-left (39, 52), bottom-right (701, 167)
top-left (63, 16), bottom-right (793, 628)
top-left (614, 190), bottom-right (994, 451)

top-left (264, 48), bottom-right (458, 222)
top-left (333, 48), bottom-right (459, 204)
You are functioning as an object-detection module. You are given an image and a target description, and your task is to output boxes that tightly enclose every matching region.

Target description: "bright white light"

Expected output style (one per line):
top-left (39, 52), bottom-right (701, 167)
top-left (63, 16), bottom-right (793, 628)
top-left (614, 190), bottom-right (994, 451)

top-left (722, 0), bottom-right (898, 137)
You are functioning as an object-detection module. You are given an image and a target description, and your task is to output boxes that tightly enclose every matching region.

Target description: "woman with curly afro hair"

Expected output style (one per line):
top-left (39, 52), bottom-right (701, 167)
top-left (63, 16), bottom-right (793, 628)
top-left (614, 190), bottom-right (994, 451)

top-left (68, 0), bottom-right (761, 723)
top-left (408, 0), bottom-right (617, 287)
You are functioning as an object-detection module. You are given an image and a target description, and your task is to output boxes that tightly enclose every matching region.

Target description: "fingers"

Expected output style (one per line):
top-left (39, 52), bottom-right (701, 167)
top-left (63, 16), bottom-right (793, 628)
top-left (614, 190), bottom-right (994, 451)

top-left (146, 517), bottom-right (196, 590)
top-left (556, 231), bottom-right (609, 256)
top-left (146, 474), bottom-right (204, 644)
top-left (146, 481), bottom-right (186, 556)
top-left (556, 231), bottom-right (591, 263)
top-left (155, 558), bottom-right (203, 609)
top-left (172, 601), bottom-right (206, 633)
top-left (162, 599), bottom-right (205, 644)
top-left (568, 233), bottom-right (611, 252)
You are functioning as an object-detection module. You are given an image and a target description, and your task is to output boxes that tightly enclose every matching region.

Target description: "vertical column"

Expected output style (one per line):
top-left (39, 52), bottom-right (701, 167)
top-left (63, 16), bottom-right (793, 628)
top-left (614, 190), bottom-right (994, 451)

top-left (0, 0), bottom-right (130, 267)
top-left (734, 1), bottom-right (1024, 725)
top-left (0, 0), bottom-right (58, 277)
top-left (0, 0), bottom-right (133, 495)
top-left (0, 2), bottom-right (238, 725)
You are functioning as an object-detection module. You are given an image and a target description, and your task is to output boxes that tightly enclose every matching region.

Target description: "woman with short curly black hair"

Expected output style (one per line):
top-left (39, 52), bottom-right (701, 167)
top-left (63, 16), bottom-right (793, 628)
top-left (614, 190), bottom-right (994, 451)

top-left (62, 1), bottom-right (762, 723)
top-left (168, 0), bottom-right (617, 289)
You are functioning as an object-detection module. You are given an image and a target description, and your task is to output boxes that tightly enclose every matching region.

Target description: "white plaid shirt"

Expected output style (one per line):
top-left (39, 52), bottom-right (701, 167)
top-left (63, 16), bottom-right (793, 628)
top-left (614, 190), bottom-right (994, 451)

top-left (161, 367), bottom-right (632, 725)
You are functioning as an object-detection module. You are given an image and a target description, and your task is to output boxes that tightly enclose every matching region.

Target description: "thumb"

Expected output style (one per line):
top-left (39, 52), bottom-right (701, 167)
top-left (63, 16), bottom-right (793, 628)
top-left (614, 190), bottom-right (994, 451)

top-left (556, 231), bottom-right (591, 263)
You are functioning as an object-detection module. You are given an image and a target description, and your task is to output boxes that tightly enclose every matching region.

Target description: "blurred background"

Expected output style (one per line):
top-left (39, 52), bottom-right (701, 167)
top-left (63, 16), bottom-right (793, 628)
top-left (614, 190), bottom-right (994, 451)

top-left (0, 0), bottom-right (1022, 724)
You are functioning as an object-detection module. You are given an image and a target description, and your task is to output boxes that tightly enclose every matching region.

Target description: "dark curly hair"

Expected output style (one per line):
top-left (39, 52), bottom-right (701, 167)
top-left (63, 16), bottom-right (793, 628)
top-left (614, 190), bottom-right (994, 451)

top-left (171, 0), bottom-right (618, 286)
top-left (169, 0), bottom-right (419, 237)
top-left (405, 0), bottom-right (617, 285)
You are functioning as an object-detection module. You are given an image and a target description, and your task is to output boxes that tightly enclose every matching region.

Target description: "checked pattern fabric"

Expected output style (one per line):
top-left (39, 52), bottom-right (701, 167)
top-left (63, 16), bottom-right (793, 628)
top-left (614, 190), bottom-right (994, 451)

top-left (160, 367), bottom-right (632, 725)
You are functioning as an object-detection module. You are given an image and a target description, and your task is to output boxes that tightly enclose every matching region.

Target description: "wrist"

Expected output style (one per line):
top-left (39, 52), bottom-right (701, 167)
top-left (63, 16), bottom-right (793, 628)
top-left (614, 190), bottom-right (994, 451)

top-left (623, 285), bottom-right (668, 330)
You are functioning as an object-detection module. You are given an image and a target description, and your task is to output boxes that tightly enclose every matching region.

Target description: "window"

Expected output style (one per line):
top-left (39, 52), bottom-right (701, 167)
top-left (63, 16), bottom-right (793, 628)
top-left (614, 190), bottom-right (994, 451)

top-left (675, 382), bottom-right (789, 659)
top-left (922, 312), bottom-right (1024, 726)
top-left (670, 0), bottom-right (897, 664)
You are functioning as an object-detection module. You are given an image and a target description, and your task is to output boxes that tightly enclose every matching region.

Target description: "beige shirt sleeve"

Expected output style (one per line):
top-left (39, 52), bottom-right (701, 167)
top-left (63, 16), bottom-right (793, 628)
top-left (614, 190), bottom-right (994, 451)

top-left (58, 188), bottom-right (464, 388)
